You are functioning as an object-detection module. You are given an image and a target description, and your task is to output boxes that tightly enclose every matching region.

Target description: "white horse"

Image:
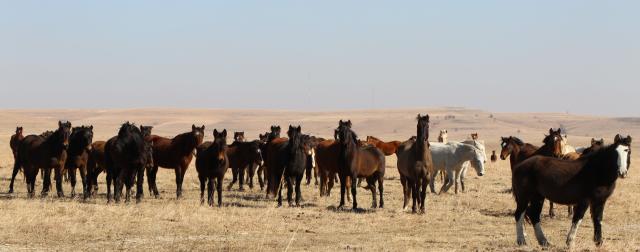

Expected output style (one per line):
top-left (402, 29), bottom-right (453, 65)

top-left (457, 139), bottom-right (488, 192)
top-left (561, 134), bottom-right (577, 154)
top-left (429, 141), bottom-right (486, 194)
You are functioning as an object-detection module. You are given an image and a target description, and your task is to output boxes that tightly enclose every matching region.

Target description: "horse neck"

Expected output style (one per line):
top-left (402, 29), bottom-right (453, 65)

top-left (173, 133), bottom-right (198, 153)
top-left (584, 146), bottom-right (620, 185)
top-left (339, 139), bottom-right (358, 167)
top-left (43, 130), bottom-right (65, 154)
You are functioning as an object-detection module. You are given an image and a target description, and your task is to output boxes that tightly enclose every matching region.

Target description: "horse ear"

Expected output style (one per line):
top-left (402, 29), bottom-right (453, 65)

top-left (192, 124), bottom-right (196, 131)
top-left (591, 138), bottom-right (596, 144)
top-left (626, 136), bottom-right (632, 144)
top-left (213, 129), bottom-right (218, 136)
top-left (297, 125), bottom-right (301, 132)
top-left (59, 121), bottom-right (63, 127)
top-left (222, 129), bottom-right (227, 137)
top-left (425, 114), bottom-right (430, 122)
top-left (549, 128), bottom-right (554, 134)
top-left (201, 125), bottom-right (205, 130)
top-left (614, 134), bottom-right (622, 143)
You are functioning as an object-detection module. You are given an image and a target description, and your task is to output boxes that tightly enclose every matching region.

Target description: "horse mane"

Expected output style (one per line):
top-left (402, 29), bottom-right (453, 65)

top-left (510, 137), bottom-right (524, 146)
top-left (68, 126), bottom-right (92, 155)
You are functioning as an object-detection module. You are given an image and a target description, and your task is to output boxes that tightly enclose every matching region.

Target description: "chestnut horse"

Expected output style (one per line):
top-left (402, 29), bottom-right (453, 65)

top-left (195, 129), bottom-right (229, 207)
top-left (396, 114), bottom-right (433, 213)
top-left (512, 134), bottom-right (631, 248)
top-left (147, 125), bottom-right (205, 199)
top-left (9, 121), bottom-right (71, 197)
top-left (105, 122), bottom-right (148, 203)
top-left (365, 136), bottom-right (401, 156)
top-left (64, 125), bottom-right (94, 197)
top-left (335, 120), bottom-right (385, 210)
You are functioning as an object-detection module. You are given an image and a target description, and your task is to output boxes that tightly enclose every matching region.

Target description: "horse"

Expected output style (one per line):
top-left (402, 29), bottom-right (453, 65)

top-left (453, 139), bottom-right (488, 193)
top-left (512, 134), bottom-right (631, 248)
top-left (303, 135), bottom-right (319, 186)
top-left (9, 121), bottom-right (71, 197)
top-left (84, 140), bottom-right (106, 199)
top-left (266, 126), bottom-right (311, 206)
top-left (10, 126), bottom-right (24, 160)
top-left (365, 136), bottom-right (401, 156)
top-left (104, 122), bottom-right (148, 203)
top-left (195, 129), bottom-right (229, 207)
top-left (147, 125), bottom-right (205, 199)
top-left (335, 120), bottom-right (385, 210)
top-left (226, 140), bottom-right (264, 191)
top-left (580, 138), bottom-right (605, 155)
top-left (64, 125), bottom-right (94, 197)
top-left (490, 150), bottom-right (497, 163)
top-left (561, 134), bottom-right (577, 154)
top-left (261, 126), bottom-right (282, 192)
top-left (428, 141), bottom-right (485, 194)
top-left (437, 130), bottom-right (448, 143)
top-left (234, 131), bottom-right (245, 142)
top-left (396, 114), bottom-right (433, 213)
top-left (315, 138), bottom-right (342, 197)
top-left (471, 132), bottom-right (479, 140)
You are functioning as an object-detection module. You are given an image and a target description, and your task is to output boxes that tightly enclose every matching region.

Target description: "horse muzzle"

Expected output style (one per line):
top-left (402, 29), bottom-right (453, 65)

top-left (477, 172), bottom-right (485, 177)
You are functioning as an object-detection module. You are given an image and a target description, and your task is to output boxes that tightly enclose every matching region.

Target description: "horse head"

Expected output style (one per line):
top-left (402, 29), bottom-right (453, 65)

top-left (542, 128), bottom-right (563, 158)
top-left (234, 132), bottom-right (245, 142)
top-left (191, 124), bottom-right (205, 145)
top-left (15, 126), bottom-right (23, 136)
top-left (614, 134), bottom-right (632, 178)
top-left (57, 121), bottom-right (72, 149)
top-left (212, 129), bottom-right (228, 161)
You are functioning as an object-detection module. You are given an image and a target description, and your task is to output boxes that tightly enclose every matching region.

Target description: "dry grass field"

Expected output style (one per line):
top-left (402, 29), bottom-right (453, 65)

top-left (0, 108), bottom-right (639, 251)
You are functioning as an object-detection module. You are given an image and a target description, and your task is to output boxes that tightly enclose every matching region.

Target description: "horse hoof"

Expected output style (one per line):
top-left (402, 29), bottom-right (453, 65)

top-left (238, 188), bottom-right (245, 192)
top-left (517, 238), bottom-right (527, 246)
top-left (8, 189), bottom-right (13, 194)
top-left (538, 240), bottom-right (550, 247)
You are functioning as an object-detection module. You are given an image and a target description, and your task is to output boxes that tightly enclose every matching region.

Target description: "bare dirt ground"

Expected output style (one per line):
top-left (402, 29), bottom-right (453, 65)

top-left (0, 108), bottom-right (638, 251)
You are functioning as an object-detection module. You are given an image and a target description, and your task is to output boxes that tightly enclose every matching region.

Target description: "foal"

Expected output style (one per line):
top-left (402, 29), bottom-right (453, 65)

top-left (512, 134), bottom-right (631, 248)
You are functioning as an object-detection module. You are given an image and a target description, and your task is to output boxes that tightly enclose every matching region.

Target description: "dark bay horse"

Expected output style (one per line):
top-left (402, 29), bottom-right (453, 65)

top-left (195, 129), bottom-right (229, 207)
top-left (226, 140), bottom-right (264, 191)
top-left (85, 140), bottom-right (106, 198)
top-left (396, 114), bottom-right (433, 213)
top-left (261, 126), bottom-right (282, 192)
top-left (147, 125), bottom-right (205, 199)
top-left (65, 125), bottom-right (94, 197)
top-left (265, 126), bottom-right (310, 207)
top-left (335, 120), bottom-right (385, 210)
top-left (315, 138), bottom-right (342, 197)
top-left (105, 122), bottom-right (148, 203)
top-left (365, 136), bottom-right (401, 156)
top-left (512, 134), bottom-right (631, 248)
top-left (10, 126), bottom-right (24, 160)
top-left (9, 121), bottom-right (71, 197)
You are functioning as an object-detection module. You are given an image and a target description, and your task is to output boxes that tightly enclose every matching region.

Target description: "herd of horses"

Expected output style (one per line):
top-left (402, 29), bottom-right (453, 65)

top-left (6, 115), bottom-right (633, 248)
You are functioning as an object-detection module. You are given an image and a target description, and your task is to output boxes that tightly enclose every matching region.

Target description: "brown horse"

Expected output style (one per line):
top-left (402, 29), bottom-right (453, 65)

top-left (582, 138), bottom-right (605, 155)
top-left (147, 125), bottom-right (205, 199)
top-left (512, 134), bottom-right (631, 248)
top-left (315, 138), bottom-right (341, 197)
top-left (335, 120), bottom-right (385, 210)
top-left (64, 125), bottom-right (94, 197)
top-left (365, 136), bottom-right (401, 156)
top-left (500, 136), bottom-right (539, 170)
top-left (195, 129), bottom-right (229, 207)
top-left (260, 126), bottom-right (282, 192)
top-left (85, 140), bottom-right (106, 198)
top-left (226, 140), bottom-right (264, 191)
top-left (105, 122), bottom-right (148, 203)
top-left (10, 126), bottom-right (24, 160)
top-left (9, 121), bottom-right (71, 197)
top-left (396, 114), bottom-right (433, 213)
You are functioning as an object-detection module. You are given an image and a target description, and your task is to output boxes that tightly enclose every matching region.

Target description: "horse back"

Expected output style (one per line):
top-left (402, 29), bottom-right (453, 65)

top-left (316, 140), bottom-right (341, 174)
top-left (151, 135), bottom-right (190, 168)
top-left (355, 146), bottom-right (385, 177)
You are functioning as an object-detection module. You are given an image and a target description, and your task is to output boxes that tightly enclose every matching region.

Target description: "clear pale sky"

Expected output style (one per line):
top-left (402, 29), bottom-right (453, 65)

top-left (0, 1), bottom-right (638, 116)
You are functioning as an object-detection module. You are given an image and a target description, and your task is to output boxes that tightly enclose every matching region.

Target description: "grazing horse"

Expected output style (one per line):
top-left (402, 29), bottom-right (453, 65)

top-left (335, 120), bottom-right (385, 210)
top-left (147, 125), bottom-right (205, 199)
top-left (365, 136), bottom-right (401, 156)
top-left (396, 114), bottom-right (433, 213)
top-left (65, 125), bottom-right (94, 197)
top-left (490, 150), bottom-right (497, 163)
top-left (512, 134), bottom-right (631, 248)
top-left (9, 121), bottom-right (71, 197)
top-left (428, 141), bottom-right (486, 194)
top-left (226, 140), bottom-right (264, 191)
top-left (196, 129), bottom-right (229, 207)
top-left (85, 140), bottom-right (106, 198)
top-left (105, 122), bottom-right (147, 203)
top-left (10, 126), bottom-right (24, 160)
top-left (437, 130), bottom-right (448, 143)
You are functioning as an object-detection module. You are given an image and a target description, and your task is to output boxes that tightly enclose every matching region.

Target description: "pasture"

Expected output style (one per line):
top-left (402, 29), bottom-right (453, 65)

top-left (0, 108), bottom-right (639, 251)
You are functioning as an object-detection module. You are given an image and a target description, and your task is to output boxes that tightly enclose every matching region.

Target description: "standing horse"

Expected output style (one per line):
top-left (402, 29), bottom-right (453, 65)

top-left (196, 129), bottom-right (229, 207)
top-left (512, 134), bottom-right (631, 248)
top-left (259, 126), bottom-right (281, 191)
top-left (10, 126), bottom-right (24, 160)
top-left (147, 125), bottom-right (205, 199)
top-left (9, 121), bottom-right (71, 197)
top-left (226, 140), bottom-right (264, 191)
top-left (105, 122), bottom-right (147, 203)
top-left (365, 136), bottom-right (401, 156)
top-left (85, 140), bottom-right (106, 198)
top-left (428, 141), bottom-right (485, 194)
top-left (456, 139), bottom-right (488, 193)
top-left (335, 120), bottom-right (385, 210)
top-left (65, 125), bottom-right (94, 197)
top-left (396, 114), bottom-right (433, 213)
top-left (490, 150), bottom-right (497, 163)
top-left (315, 137), bottom-right (342, 197)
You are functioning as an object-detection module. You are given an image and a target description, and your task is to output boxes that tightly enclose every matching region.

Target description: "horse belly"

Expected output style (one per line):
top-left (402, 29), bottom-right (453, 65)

top-left (536, 183), bottom-right (583, 205)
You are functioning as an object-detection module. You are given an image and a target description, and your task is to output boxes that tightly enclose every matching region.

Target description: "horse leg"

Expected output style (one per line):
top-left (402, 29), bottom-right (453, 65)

top-left (207, 178), bottom-right (214, 207)
top-left (590, 201), bottom-right (606, 247)
top-left (125, 172), bottom-right (132, 203)
top-left (313, 165), bottom-right (319, 186)
top-left (54, 167), bottom-right (64, 197)
top-left (566, 201), bottom-right (588, 247)
top-left (454, 170), bottom-right (459, 194)
top-left (366, 176), bottom-right (377, 209)
top-left (41, 167), bottom-right (52, 197)
top-left (174, 167), bottom-right (184, 199)
top-left (378, 175), bottom-right (384, 208)
top-left (514, 197), bottom-right (529, 246)
top-left (527, 196), bottom-right (550, 247)
top-left (567, 205), bottom-right (573, 217)
top-left (429, 169), bottom-right (437, 193)
top-left (549, 201), bottom-right (556, 218)
top-left (227, 166), bottom-right (238, 191)
top-left (276, 175), bottom-right (284, 207)
top-left (295, 175), bottom-right (303, 206)
top-left (460, 169), bottom-right (466, 193)
top-left (401, 175), bottom-right (409, 210)
top-left (319, 171), bottom-right (326, 197)
top-left (146, 165), bottom-right (160, 198)
top-left (338, 175), bottom-right (346, 209)
top-left (115, 169), bottom-right (124, 203)
top-left (198, 175), bottom-right (205, 205)
top-left (216, 175), bottom-right (223, 207)
top-left (8, 161), bottom-right (21, 193)
top-left (80, 164), bottom-right (87, 199)
top-left (257, 165), bottom-right (265, 191)
top-left (248, 163), bottom-right (255, 190)
top-left (238, 165), bottom-right (246, 192)
top-left (25, 168), bottom-right (35, 198)
top-left (350, 176), bottom-right (358, 210)
top-left (69, 166), bottom-right (77, 197)
top-left (286, 176), bottom-right (294, 207)
top-left (106, 169), bottom-right (112, 203)
top-left (439, 169), bottom-right (454, 194)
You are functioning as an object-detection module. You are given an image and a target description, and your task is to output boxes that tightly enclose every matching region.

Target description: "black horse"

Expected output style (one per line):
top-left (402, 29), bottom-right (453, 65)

top-left (266, 126), bottom-right (309, 207)
top-left (195, 129), bottom-right (229, 207)
top-left (512, 134), bottom-right (631, 248)
top-left (105, 122), bottom-right (147, 203)
top-left (9, 121), bottom-right (71, 197)
top-left (65, 125), bottom-right (94, 197)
